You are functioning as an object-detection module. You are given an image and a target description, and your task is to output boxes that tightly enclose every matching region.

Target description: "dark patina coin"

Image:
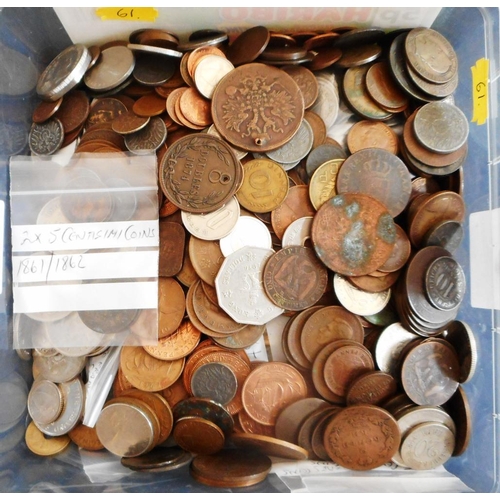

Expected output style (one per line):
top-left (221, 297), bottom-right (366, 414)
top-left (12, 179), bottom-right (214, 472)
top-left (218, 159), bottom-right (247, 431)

top-left (311, 193), bottom-right (396, 277)
top-left (159, 133), bottom-right (241, 213)
top-left (191, 362), bottom-right (237, 406)
top-left (121, 446), bottom-right (192, 472)
top-left (425, 256), bottom-right (466, 311)
top-left (29, 118), bottom-right (64, 155)
top-left (53, 90), bottom-right (90, 134)
top-left (211, 63), bottom-right (304, 152)
top-left (133, 53), bottom-right (176, 86)
top-left (87, 97), bottom-right (128, 129)
top-left (226, 26), bottom-right (270, 66)
top-left (422, 220), bottom-right (464, 253)
top-left (263, 245), bottom-right (328, 311)
top-left (445, 320), bottom-right (477, 384)
top-left (124, 116), bottom-right (167, 153)
top-left (78, 309), bottom-right (139, 334)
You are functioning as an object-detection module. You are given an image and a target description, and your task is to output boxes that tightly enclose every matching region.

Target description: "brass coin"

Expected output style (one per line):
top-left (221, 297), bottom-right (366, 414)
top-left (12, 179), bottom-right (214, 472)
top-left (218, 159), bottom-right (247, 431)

top-left (236, 158), bottom-right (289, 213)
top-left (347, 120), bottom-right (399, 155)
top-left (231, 433), bottom-right (309, 460)
top-left (211, 63), bottom-right (304, 152)
top-left (308, 159), bottom-right (343, 210)
top-left (25, 422), bottom-right (70, 457)
top-left (174, 416), bottom-right (225, 455)
top-left (311, 193), bottom-right (396, 276)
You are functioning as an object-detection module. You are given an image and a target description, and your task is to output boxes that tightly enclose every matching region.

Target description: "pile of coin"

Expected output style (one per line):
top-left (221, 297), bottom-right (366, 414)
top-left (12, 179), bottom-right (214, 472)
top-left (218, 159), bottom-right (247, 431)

top-left (20, 23), bottom-right (476, 485)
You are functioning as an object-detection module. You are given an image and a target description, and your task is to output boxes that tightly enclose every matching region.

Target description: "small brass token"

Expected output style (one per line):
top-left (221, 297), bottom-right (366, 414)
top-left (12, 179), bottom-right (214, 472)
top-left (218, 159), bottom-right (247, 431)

top-left (25, 422), bottom-right (70, 457)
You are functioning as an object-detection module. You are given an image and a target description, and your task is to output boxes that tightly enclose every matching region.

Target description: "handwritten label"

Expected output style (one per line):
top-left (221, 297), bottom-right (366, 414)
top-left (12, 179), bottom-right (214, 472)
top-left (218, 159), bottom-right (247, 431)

top-left (471, 58), bottom-right (489, 125)
top-left (12, 220), bottom-right (158, 253)
top-left (96, 7), bottom-right (158, 22)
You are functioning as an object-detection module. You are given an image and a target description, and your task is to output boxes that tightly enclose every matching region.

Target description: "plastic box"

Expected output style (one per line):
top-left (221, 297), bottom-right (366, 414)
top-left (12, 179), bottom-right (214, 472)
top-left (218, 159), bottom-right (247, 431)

top-left (0, 6), bottom-right (498, 493)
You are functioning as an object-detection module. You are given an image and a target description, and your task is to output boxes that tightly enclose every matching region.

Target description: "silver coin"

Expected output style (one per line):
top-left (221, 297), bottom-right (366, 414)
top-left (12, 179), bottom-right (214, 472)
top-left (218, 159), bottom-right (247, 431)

top-left (400, 421), bottom-right (455, 470)
top-left (36, 197), bottom-right (71, 225)
top-left (445, 320), bottom-right (477, 383)
top-left (84, 46), bottom-right (135, 92)
top-left (105, 178), bottom-right (138, 222)
top-left (306, 143), bottom-right (347, 178)
top-left (177, 33), bottom-right (228, 52)
top-left (194, 55), bottom-right (234, 99)
top-left (124, 116), bottom-right (167, 154)
top-left (35, 377), bottom-right (84, 437)
top-left (37, 44), bottom-right (91, 101)
top-left (414, 102), bottom-right (469, 154)
top-left (215, 246), bottom-right (284, 325)
top-left (309, 73), bottom-right (339, 129)
top-left (266, 120), bottom-right (314, 164)
top-left (425, 256), bottom-right (465, 311)
top-left (422, 220), bottom-right (464, 253)
top-left (127, 43), bottom-right (183, 58)
top-left (406, 61), bottom-right (458, 98)
top-left (182, 196), bottom-right (240, 241)
top-left (282, 216), bottom-right (313, 247)
top-left (133, 53), bottom-right (176, 86)
top-left (27, 379), bottom-right (63, 426)
top-left (29, 118), bottom-right (64, 156)
top-left (32, 352), bottom-right (86, 384)
top-left (219, 216), bottom-right (272, 257)
top-left (191, 362), bottom-right (238, 406)
top-left (252, 152), bottom-right (298, 171)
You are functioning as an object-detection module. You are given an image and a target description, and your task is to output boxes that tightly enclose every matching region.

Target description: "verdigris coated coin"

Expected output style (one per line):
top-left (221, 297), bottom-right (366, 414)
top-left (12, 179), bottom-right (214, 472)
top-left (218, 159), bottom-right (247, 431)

top-left (29, 118), bottom-right (64, 155)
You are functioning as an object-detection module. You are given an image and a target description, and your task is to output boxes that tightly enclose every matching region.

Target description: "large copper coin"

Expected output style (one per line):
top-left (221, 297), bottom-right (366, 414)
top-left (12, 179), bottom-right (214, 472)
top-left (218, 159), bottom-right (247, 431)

top-left (282, 65), bottom-right (319, 109)
top-left (323, 404), bottom-right (400, 470)
top-left (159, 134), bottom-right (241, 213)
top-left (401, 340), bottom-right (460, 406)
top-left (173, 416), bottom-right (225, 455)
top-left (54, 90), bottom-right (89, 133)
top-left (365, 61), bottom-right (408, 112)
top-left (211, 63), bottom-right (304, 152)
top-left (347, 121), bottom-right (399, 155)
top-left (190, 448), bottom-right (271, 488)
top-left (68, 423), bottom-right (104, 451)
top-left (336, 148), bottom-right (411, 217)
top-left (242, 362), bottom-right (307, 426)
top-left (311, 193), bottom-right (396, 276)
top-left (263, 246), bottom-right (328, 311)
top-left (346, 371), bottom-right (397, 406)
top-left (226, 26), bottom-right (270, 66)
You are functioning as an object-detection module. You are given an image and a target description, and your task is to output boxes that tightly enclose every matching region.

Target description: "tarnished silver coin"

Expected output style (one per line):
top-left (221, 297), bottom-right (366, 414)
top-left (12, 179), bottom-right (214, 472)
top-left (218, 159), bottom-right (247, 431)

top-left (124, 116), bottom-right (167, 154)
top-left (133, 53), bottom-right (176, 86)
top-left (414, 102), bottom-right (468, 154)
top-left (309, 72), bottom-right (339, 129)
top-left (305, 143), bottom-right (347, 178)
top-left (282, 216), bottom-right (313, 247)
top-left (422, 220), bottom-right (464, 253)
top-left (84, 46), bottom-right (135, 92)
top-left (35, 377), bottom-right (85, 437)
top-left (36, 44), bottom-right (91, 101)
top-left (191, 362), bottom-right (238, 406)
top-left (78, 309), bottom-right (139, 334)
top-left (266, 120), bottom-right (314, 164)
top-left (215, 246), bottom-right (284, 325)
top-left (425, 256), bottom-right (465, 311)
top-left (400, 421), bottom-right (455, 470)
top-left (128, 43), bottom-right (183, 58)
top-left (219, 216), bottom-right (272, 257)
top-left (29, 118), bottom-right (64, 155)
top-left (32, 352), bottom-right (86, 384)
top-left (27, 379), bottom-right (63, 426)
top-left (106, 178), bottom-right (138, 222)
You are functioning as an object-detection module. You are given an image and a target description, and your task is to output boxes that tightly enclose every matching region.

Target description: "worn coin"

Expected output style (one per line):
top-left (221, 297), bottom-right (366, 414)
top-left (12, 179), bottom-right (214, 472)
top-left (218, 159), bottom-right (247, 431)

top-left (133, 53), bottom-right (176, 86)
top-left (191, 362), bottom-right (238, 405)
top-left (127, 42), bottom-right (182, 59)
top-left (444, 386), bottom-right (471, 456)
top-left (194, 55), bottom-right (234, 99)
top-left (173, 416), bottom-right (225, 455)
top-left (347, 121), bottom-right (398, 155)
top-left (189, 236), bottom-right (224, 287)
top-left (422, 220), bottom-right (464, 253)
top-left (336, 43), bottom-right (382, 68)
top-left (219, 216), bottom-right (272, 257)
top-left (111, 111), bottom-right (150, 135)
top-left (266, 120), bottom-right (314, 164)
top-left (346, 371), bottom-right (397, 406)
top-left (29, 118), bottom-right (64, 155)
top-left (68, 423), bottom-right (105, 451)
top-left (445, 320), bottom-right (477, 383)
top-left (306, 143), bottom-right (347, 178)
top-left (33, 353), bottom-right (86, 384)
top-left (53, 90), bottom-right (89, 133)
top-left (32, 96), bottom-right (63, 123)
top-left (147, 320), bottom-right (199, 361)
top-left (178, 87), bottom-right (212, 127)
top-left (78, 309), bottom-right (138, 334)
top-left (378, 224), bottom-right (411, 273)
top-left (121, 446), bottom-right (192, 472)
top-left (232, 433), bottom-right (309, 460)
top-left (159, 220), bottom-right (185, 277)
top-left (425, 256), bottom-right (465, 311)
top-left (25, 422), bottom-right (71, 457)
top-left (365, 61), bottom-right (409, 112)
top-left (308, 159), bottom-right (343, 210)
top-left (27, 379), bottom-right (63, 426)
top-left (282, 65), bottom-right (318, 109)
top-left (125, 116), bottom-right (167, 153)
top-left (309, 72), bottom-right (339, 129)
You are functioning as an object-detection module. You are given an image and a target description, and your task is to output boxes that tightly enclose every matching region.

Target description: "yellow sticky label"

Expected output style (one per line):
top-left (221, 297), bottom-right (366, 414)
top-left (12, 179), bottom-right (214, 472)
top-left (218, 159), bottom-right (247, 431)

top-left (471, 58), bottom-right (489, 126)
top-left (96, 7), bottom-right (158, 22)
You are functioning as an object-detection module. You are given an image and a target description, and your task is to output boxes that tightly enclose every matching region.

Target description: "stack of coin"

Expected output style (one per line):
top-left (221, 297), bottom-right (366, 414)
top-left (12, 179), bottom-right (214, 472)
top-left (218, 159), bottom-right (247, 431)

top-left (22, 22), bottom-right (476, 483)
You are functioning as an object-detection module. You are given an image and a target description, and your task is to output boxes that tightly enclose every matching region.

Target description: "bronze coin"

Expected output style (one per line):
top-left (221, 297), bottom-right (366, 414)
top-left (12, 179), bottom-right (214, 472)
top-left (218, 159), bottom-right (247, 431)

top-left (304, 110), bottom-right (327, 149)
top-left (132, 93), bottom-right (167, 117)
top-left (160, 134), bottom-right (241, 214)
top-left (282, 65), bottom-right (318, 109)
top-left (310, 408), bottom-right (341, 460)
top-left (365, 61), bottom-right (409, 112)
top-left (231, 433), bottom-right (309, 461)
top-left (323, 404), bottom-right (400, 470)
top-left (347, 120), bottom-right (399, 155)
top-left (345, 371), bottom-right (397, 406)
top-left (259, 46), bottom-right (308, 62)
top-left (188, 237), bottom-right (224, 287)
top-left (149, 319), bottom-right (199, 360)
top-left (263, 246), bottom-right (328, 311)
top-left (53, 90), bottom-right (89, 133)
top-left (378, 224), bottom-right (411, 273)
top-left (226, 26), bottom-right (270, 66)
top-left (336, 148), bottom-right (411, 217)
top-left (311, 193), bottom-right (396, 276)
top-left (166, 87), bottom-right (189, 126)
top-left (159, 220), bottom-right (185, 277)
top-left (78, 309), bottom-right (138, 334)
top-left (271, 185), bottom-right (316, 240)
top-left (214, 324), bottom-right (266, 351)
top-left (135, 29), bottom-right (179, 49)
top-left (60, 123), bottom-right (84, 148)
top-left (174, 416), bottom-right (225, 455)
top-left (307, 47), bottom-right (343, 71)
top-left (268, 32), bottom-right (297, 47)
top-left (80, 128), bottom-right (126, 149)
top-left (68, 423), bottom-right (104, 451)
top-left (301, 306), bottom-right (365, 363)
top-left (238, 410), bottom-right (275, 437)
top-left (336, 43), bottom-right (382, 68)
top-left (347, 270), bottom-right (401, 293)
top-left (190, 448), bottom-right (271, 488)
top-left (32, 97), bottom-right (63, 123)
top-left (211, 63), bottom-right (304, 152)
top-left (178, 87), bottom-right (212, 127)
top-left (401, 340), bottom-right (460, 406)
top-left (297, 406), bottom-right (336, 458)
top-left (86, 97), bottom-right (127, 129)
top-left (111, 111), bottom-right (150, 135)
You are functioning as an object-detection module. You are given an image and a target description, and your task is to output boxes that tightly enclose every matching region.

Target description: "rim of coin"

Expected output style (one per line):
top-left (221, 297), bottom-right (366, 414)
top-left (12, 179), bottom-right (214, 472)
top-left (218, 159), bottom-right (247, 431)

top-left (127, 43), bottom-right (183, 58)
top-left (231, 432), bottom-right (309, 460)
top-left (25, 421), bottom-right (71, 457)
top-left (121, 446), bottom-right (192, 472)
top-left (173, 416), bottom-right (226, 455)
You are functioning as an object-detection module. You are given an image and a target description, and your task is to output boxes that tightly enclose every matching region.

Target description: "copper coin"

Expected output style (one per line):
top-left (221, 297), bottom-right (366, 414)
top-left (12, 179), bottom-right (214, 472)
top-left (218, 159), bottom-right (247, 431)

top-left (174, 416), bottom-right (225, 455)
top-left (304, 110), bottom-right (327, 149)
top-left (61, 123), bottom-right (84, 148)
top-left (188, 237), bottom-right (224, 287)
top-left (134, 29), bottom-right (179, 49)
top-left (178, 87), bottom-right (212, 127)
top-left (268, 33), bottom-right (297, 47)
top-left (408, 191), bottom-right (465, 248)
top-left (32, 97), bottom-right (63, 123)
top-left (365, 61), bottom-right (409, 112)
top-left (231, 433), bottom-right (309, 460)
top-left (238, 410), bottom-right (275, 437)
top-left (161, 377), bottom-right (190, 409)
top-left (160, 133), bottom-right (241, 214)
top-left (53, 90), bottom-right (89, 133)
top-left (159, 220), bottom-right (185, 277)
top-left (336, 148), bottom-right (411, 217)
top-left (323, 404), bottom-right (400, 470)
top-left (190, 448), bottom-right (271, 488)
top-left (346, 371), bottom-right (397, 406)
top-left (79, 128), bottom-right (125, 149)
top-left (271, 185), bottom-right (316, 240)
top-left (259, 46), bottom-right (308, 62)
top-left (147, 320), bottom-right (200, 361)
top-left (211, 63), bottom-right (304, 152)
top-left (307, 47), bottom-right (343, 71)
top-left (166, 87), bottom-right (189, 126)
top-left (187, 46), bottom-right (226, 77)
top-left (310, 408), bottom-right (341, 460)
top-left (348, 270), bottom-right (401, 293)
top-left (112, 368), bottom-right (134, 398)
top-left (111, 111), bottom-right (150, 135)
top-left (132, 93), bottom-right (167, 117)
top-left (300, 306), bottom-right (364, 363)
top-left (296, 406), bottom-right (336, 458)
top-left (311, 193), bottom-right (396, 276)
top-left (347, 120), bottom-right (398, 155)
top-left (336, 43), bottom-right (382, 68)
top-left (303, 32), bottom-right (339, 50)
top-left (444, 386), bottom-right (471, 456)
top-left (282, 65), bottom-right (318, 109)
top-left (174, 91), bottom-right (206, 130)
top-left (323, 343), bottom-right (374, 397)
top-left (121, 447), bottom-right (192, 473)
top-left (378, 224), bottom-right (411, 273)
top-left (68, 423), bottom-right (104, 451)
top-left (86, 97), bottom-right (127, 129)
top-left (242, 361), bottom-right (307, 426)
top-left (263, 246), bottom-right (328, 311)
top-left (401, 340), bottom-right (460, 406)
top-left (445, 320), bottom-right (477, 384)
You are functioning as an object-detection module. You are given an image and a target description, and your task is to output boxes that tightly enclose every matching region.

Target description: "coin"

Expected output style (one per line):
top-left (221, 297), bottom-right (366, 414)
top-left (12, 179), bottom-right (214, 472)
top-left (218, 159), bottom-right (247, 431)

top-left (347, 121), bottom-right (398, 155)
top-left (309, 72), bottom-right (339, 129)
top-left (124, 116), bottom-right (167, 153)
top-left (121, 446), bottom-right (191, 472)
top-left (263, 246), bottom-right (328, 311)
top-left (378, 224), bottom-right (411, 273)
top-left (33, 353), bottom-right (86, 384)
top-left (282, 65), bottom-right (318, 109)
top-left (128, 42), bottom-right (183, 59)
top-left (232, 432), bottom-right (309, 460)
top-left (145, 320), bottom-right (200, 361)
top-left (219, 216), bottom-right (272, 257)
top-left (194, 55), bottom-right (234, 99)
top-left (425, 256), bottom-right (465, 311)
top-left (133, 52), bottom-right (176, 86)
top-left (444, 386), bottom-right (471, 456)
top-left (365, 61), bottom-right (409, 112)
top-left (178, 87), bottom-right (212, 126)
top-left (25, 422), bottom-right (70, 457)
top-left (78, 309), bottom-right (138, 334)
top-left (422, 220), bottom-right (464, 253)
top-left (346, 371), bottom-right (397, 406)
top-left (281, 216), bottom-right (313, 248)
top-left (53, 90), bottom-right (89, 134)
top-left (266, 119), bottom-right (314, 164)
top-left (445, 321), bottom-right (477, 383)
top-left (189, 237), bottom-right (224, 287)
top-left (323, 404), bottom-right (400, 470)
top-left (111, 111), bottom-right (150, 135)
top-left (29, 118), bottom-right (64, 155)
top-left (211, 63), bottom-right (304, 152)
top-left (190, 448), bottom-right (272, 488)
top-left (27, 379), bottom-right (63, 426)
top-left (308, 159), bottom-right (343, 210)
top-left (159, 221), bottom-right (185, 278)
top-left (68, 423), bottom-right (104, 451)
top-left (191, 362), bottom-right (238, 405)
top-left (173, 416), bottom-right (225, 455)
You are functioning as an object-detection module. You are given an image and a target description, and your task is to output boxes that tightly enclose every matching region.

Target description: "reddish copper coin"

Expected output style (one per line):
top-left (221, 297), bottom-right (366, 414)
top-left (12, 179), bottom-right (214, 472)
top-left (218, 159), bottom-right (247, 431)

top-left (158, 277), bottom-right (186, 339)
top-left (145, 320), bottom-right (200, 361)
top-left (378, 224), bottom-right (411, 273)
top-left (323, 405), bottom-right (400, 470)
top-left (226, 26), bottom-right (270, 66)
top-left (159, 220), bottom-right (185, 277)
top-left (346, 371), bottom-right (398, 406)
top-left (307, 47), bottom-right (343, 71)
top-left (347, 121), bottom-right (399, 155)
top-left (87, 98), bottom-right (127, 128)
top-left (133, 93), bottom-right (167, 117)
top-left (311, 193), bottom-right (396, 276)
top-left (174, 416), bottom-right (225, 455)
top-left (366, 61), bottom-right (409, 112)
top-left (304, 110), bottom-right (327, 150)
top-left (238, 410), bottom-right (275, 437)
top-left (32, 97), bottom-right (63, 123)
top-left (211, 63), bottom-right (304, 152)
top-left (54, 90), bottom-right (90, 134)
top-left (111, 111), bottom-right (150, 134)
top-left (231, 433), bottom-right (309, 461)
top-left (68, 424), bottom-right (104, 451)
top-left (282, 65), bottom-right (319, 109)
top-left (179, 87), bottom-right (212, 127)
top-left (347, 270), bottom-right (401, 293)
top-left (160, 134), bottom-right (242, 214)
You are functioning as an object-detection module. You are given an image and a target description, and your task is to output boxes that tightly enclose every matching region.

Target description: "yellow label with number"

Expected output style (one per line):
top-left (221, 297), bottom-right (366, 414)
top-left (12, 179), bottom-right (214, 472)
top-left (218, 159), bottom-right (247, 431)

top-left (471, 58), bottom-right (489, 126)
top-left (96, 7), bottom-right (158, 22)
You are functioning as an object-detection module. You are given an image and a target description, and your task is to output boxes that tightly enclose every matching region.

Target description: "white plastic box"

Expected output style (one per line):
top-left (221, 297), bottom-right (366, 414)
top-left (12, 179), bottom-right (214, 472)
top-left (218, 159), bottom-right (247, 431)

top-left (0, 6), bottom-right (498, 493)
